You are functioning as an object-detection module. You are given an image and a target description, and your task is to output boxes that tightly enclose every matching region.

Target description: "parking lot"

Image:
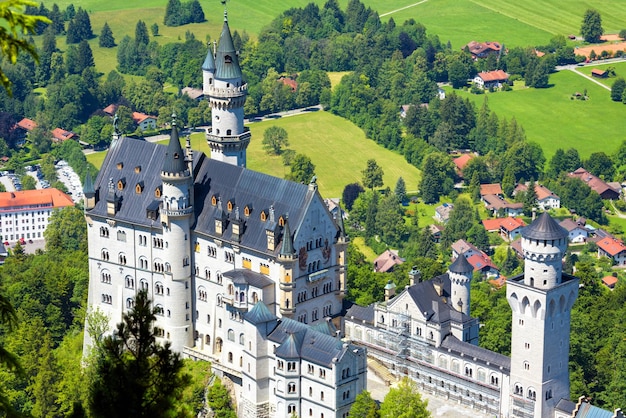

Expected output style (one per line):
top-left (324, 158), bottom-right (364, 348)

top-left (55, 161), bottom-right (84, 203)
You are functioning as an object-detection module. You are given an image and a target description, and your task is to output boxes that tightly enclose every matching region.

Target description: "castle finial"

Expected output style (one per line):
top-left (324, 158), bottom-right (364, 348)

top-left (171, 112), bottom-right (177, 126)
top-left (221, 0), bottom-right (228, 21)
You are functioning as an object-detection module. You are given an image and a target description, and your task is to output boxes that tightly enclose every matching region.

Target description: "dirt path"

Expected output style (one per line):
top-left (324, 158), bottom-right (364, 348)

top-left (380, 0), bottom-right (429, 17)
top-left (569, 69), bottom-right (611, 91)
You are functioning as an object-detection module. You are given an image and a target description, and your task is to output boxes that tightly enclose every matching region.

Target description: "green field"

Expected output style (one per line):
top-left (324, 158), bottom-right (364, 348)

top-left (87, 110), bottom-right (422, 199)
top-left (449, 69), bottom-right (626, 160)
top-left (577, 61), bottom-right (626, 87)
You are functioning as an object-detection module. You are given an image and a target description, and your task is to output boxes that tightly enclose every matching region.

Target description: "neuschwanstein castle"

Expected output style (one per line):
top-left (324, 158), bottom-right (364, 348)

top-left (83, 7), bottom-right (623, 418)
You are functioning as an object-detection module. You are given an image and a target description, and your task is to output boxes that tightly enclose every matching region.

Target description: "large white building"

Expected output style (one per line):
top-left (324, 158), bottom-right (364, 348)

top-left (83, 10), bottom-right (366, 418)
top-left (346, 213), bottom-right (595, 418)
top-left (0, 188), bottom-right (74, 244)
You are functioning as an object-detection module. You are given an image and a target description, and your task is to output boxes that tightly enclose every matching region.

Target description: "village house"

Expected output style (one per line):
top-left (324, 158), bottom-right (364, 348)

top-left (323, 198), bottom-right (346, 221)
top-left (515, 183), bottom-right (560, 210)
top-left (591, 69), bottom-right (608, 78)
top-left (51, 128), bottom-right (76, 143)
top-left (569, 168), bottom-right (621, 200)
top-left (373, 249), bottom-right (405, 273)
top-left (181, 87), bottom-right (205, 101)
top-left (451, 239), bottom-right (481, 259)
top-left (473, 70), bottom-right (510, 89)
top-left (452, 153), bottom-right (474, 179)
top-left (601, 275), bottom-right (618, 289)
top-left (464, 40), bottom-right (502, 59)
top-left (482, 194), bottom-right (524, 217)
top-left (596, 236), bottom-right (626, 265)
top-left (451, 239), bottom-right (499, 277)
top-left (15, 117), bottom-right (37, 136)
top-left (482, 217), bottom-right (526, 241)
top-left (132, 112), bottom-right (157, 131)
top-left (435, 203), bottom-right (454, 223)
top-left (559, 218), bottom-right (588, 243)
top-left (429, 224), bottom-right (443, 243)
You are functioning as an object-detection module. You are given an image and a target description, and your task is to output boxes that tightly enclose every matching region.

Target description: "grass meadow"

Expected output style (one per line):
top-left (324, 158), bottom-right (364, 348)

top-left (576, 61), bottom-right (626, 87)
top-left (86, 110), bottom-right (422, 199)
top-left (448, 69), bottom-right (626, 160)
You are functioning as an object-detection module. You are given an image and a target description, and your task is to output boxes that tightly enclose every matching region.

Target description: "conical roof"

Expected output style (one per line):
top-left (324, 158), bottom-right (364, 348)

top-left (449, 255), bottom-right (474, 274)
top-left (215, 14), bottom-right (242, 80)
top-left (245, 301), bottom-right (277, 325)
top-left (280, 217), bottom-right (295, 256)
top-left (202, 45), bottom-right (215, 72)
top-left (162, 117), bottom-right (186, 174)
top-left (83, 169), bottom-right (95, 196)
top-left (522, 212), bottom-right (568, 240)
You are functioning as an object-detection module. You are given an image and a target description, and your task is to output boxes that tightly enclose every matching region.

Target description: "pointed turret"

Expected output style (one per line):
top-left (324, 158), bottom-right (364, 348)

top-left (215, 10), bottom-right (243, 80)
top-left (83, 169), bottom-right (96, 210)
top-left (449, 255), bottom-right (473, 316)
top-left (162, 114), bottom-right (187, 176)
top-left (279, 216), bottom-right (295, 259)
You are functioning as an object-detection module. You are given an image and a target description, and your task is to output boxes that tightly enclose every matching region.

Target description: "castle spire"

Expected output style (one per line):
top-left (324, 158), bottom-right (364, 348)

top-left (162, 114), bottom-right (187, 175)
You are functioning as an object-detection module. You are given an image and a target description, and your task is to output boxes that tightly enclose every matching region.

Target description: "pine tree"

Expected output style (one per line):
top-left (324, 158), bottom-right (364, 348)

top-left (135, 20), bottom-right (149, 46)
top-left (187, 0), bottom-right (205, 23)
top-left (523, 180), bottom-right (538, 216)
top-left (77, 39), bottom-right (95, 73)
top-left (394, 177), bottom-right (406, 204)
top-left (99, 22), bottom-right (115, 47)
top-left (611, 77), bottom-right (625, 101)
top-left (88, 291), bottom-right (189, 417)
top-left (502, 166), bottom-right (516, 197)
top-left (164, 0), bottom-right (182, 26)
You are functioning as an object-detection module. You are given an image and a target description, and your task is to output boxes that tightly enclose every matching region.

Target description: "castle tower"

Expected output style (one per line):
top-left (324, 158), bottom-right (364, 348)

top-left (160, 115), bottom-right (194, 352)
top-left (204, 10), bottom-right (250, 167)
top-left (507, 213), bottom-right (579, 418)
top-left (278, 216), bottom-right (297, 319)
top-left (448, 255), bottom-right (473, 316)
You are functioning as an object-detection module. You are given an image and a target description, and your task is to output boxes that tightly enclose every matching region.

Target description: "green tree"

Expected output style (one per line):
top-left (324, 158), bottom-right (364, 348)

top-left (88, 290), bottom-right (190, 418)
top-left (376, 194), bottom-right (405, 245)
top-left (206, 376), bottom-right (236, 418)
top-left (467, 223), bottom-right (489, 253)
top-left (99, 22), bottom-right (115, 47)
top-left (77, 39), bottom-right (95, 72)
top-left (585, 151), bottom-right (615, 180)
top-left (135, 20), bottom-right (149, 46)
top-left (581, 9), bottom-right (603, 43)
top-left (419, 152), bottom-right (455, 204)
top-left (394, 177), bottom-right (406, 204)
top-left (523, 180), bottom-right (538, 216)
top-left (0, 292), bottom-right (21, 416)
top-left (150, 23), bottom-right (159, 37)
top-left (262, 126), bottom-right (289, 155)
top-left (342, 182), bottom-right (364, 211)
top-left (286, 154), bottom-right (315, 184)
top-left (610, 77), bottom-right (625, 101)
top-left (0, 0), bottom-right (50, 94)
top-left (115, 105), bottom-right (136, 134)
top-left (349, 390), bottom-right (379, 418)
top-left (379, 377), bottom-right (430, 418)
top-left (362, 159), bottom-right (384, 190)
top-left (44, 206), bottom-right (88, 252)
top-left (20, 173), bottom-right (36, 190)
top-left (441, 196), bottom-right (475, 248)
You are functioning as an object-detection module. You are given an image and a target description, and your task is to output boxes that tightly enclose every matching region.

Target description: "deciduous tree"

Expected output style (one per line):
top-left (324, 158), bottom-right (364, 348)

top-left (379, 377), bottom-right (430, 418)
top-left (262, 126), bottom-right (289, 155)
top-left (349, 390), bottom-right (379, 418)
top-left (286, 153), bottom-right (315, 184)
top-left (342, 182), bottom-right (364, 211)
top-left (581, 9), bottom-right (603, 43)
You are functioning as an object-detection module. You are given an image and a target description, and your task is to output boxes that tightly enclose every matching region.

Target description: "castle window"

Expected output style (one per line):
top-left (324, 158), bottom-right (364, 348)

top-left (239, 333), bottom-right (244, 345)
top-left (224, 55), bottom-right (232, 64)
top-left (260, 210), bottom-right (268, 222)
top-left (226, 129), bottom-right (231, 135)
top-left (228, 352), bottom-right (233, 363)
top-left (155, 187), bottom-right (162, 198)
top-left (125, 298), bottom-right (133, 308)
top-left (195, 242), bottom-right (200, 252)
top-left (155, 282), bottom-right (164, 295)
top-left (287, 404), bottom-right (296, 414)
top-left (101, 249), bottom-right (109, 261)
top-left (116, 162), bottom-right (123, 170)
top-left (140, 279), bottom-right (149, 291)
top-left (100, 226), bottom-right (109, 237)
top-left (319, 369), bottom-right (326, 379)
top-left (278, 216), bottom-right (285, 227)
top-left (260, 263), bottom-right (269, 276)
top-left (135, 182), bottom-right (144, 194)
top-left (207, 246), bottom-right (217, 257)
top-left (125, 276), bottom-right (134, 288)
top-left (524, 362), bottom-right (530, 370)
top-left (228, 329), bottom-right (234, 342)
top-left (244, 205), bottom-right (252, 216)
top-left (277, 360), bottom-right (283, 370)
top-left (198, 287), bottom-right (207, 301)
top-left (101, 272), bottom-right (111, 284)
top-left (134, 166), bottom-right (141, 173)
top-left (242, 257), bottom-right (251, 269)
top-left (287, 383), bottom-right (296, 393)
top-left (211, 195), bottom-right (217, 206)
top-left (119, 253), bottom-right (127, 265)
top-left (117, 230), bottom-right (126, 242)
top-left (117, 179), bottom-right (125, 190)
top-left (155, 304), bottom-right (164, 316)
top-left (225, 251), bottom-right (234, 264)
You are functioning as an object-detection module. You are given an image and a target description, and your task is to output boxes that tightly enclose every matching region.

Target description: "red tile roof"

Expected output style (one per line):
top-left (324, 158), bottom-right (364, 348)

top-left (477, 70), bottom-right (509, 82)
top-left (17, 118), bottom-right (37, 131)
top-left (480, 183), bottom-right (503, 196)
top-left (482, 217), bottom-right (525, 232)
top-left (278, 77), bottom-right (298, 91)
top-left (466, 253), bottom-right (498, 273)
top-left (51, 128), bottom-right (75, 142)
top-left (0, 188), bottom-right (74, 210)
top-left (465, 41), bottom-right (502, 56)
top-left (373, 249), bottom-right (405, 273)
top-left (569, 168), bottom-right (620, 199)
top-left (132, 112), bottom-right (156, 124)
top-left (591, 69), bottom-right (607, 76)
top-left (597, 237), bottom-right (626, 257)
top-left (453, 154), bottom-right (474, 172)
top-left (103, 104), bottom-right (118, 115)
top-left (602, 276), bottom-right (618, 287)
top-left (482, 218), bottom-right (502, 231)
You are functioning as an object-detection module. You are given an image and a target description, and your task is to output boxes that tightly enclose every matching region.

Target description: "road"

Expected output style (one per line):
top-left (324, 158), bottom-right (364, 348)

top-left (556, 57), bottom-right (626, 91)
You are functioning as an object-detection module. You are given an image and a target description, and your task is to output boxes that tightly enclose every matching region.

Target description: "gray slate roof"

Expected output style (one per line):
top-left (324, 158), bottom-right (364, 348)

top-left (88, 136), bottom-right (323, 256)
top-left (403, 274), bottom-right (473, 325)
top-left (202, 46), bottom-right (216, 71)
top-left (345, 303), bottom-right (375, 324)
top-left (268, 318), bottom-right (348, 367)
top-left (162, 123), bottom-right (187, 174)
top-left (449, 254), bottom-right (473, 274)
top-left (440, 335), bottom-right (510, 371)
top-left (223, 269), bottom-right (274, 288)
top-left (245, 301), bottom-right (277, 325)
top-left (215, 18), bottom-right (242, 80)
top-left (522, 212), bottom-right (568, 241)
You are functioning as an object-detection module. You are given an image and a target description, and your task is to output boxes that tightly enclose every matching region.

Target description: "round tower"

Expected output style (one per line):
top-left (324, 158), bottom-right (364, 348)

top-left (448, 255), bottom-right (473, 316)
top-left (160, 115), bottom-right (194, 352)
top-left (521, 212), bottom-right (568, 289)
top-left (204, 11), bottom-right (250, 167)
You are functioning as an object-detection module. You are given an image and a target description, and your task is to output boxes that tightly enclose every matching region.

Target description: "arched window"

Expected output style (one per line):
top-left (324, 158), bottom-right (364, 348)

top-left (239, 333), bottom-right (245, 345)
top-left (228, 329), bottom-right (234, 341)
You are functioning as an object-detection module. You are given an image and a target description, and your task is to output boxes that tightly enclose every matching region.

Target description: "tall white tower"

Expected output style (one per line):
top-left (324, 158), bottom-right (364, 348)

top-left (160, 116), bottom-right (194, 352)
top-left (448, 254), bottom-right (473, 316)
top-left (507, 213), bottom-right (578, 418)
top-left (203, 10), bottom-right (250, 167)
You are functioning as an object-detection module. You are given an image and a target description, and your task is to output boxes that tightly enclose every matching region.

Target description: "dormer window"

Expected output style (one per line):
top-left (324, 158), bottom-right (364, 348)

top-left (211, 195), bottom-right (217, 206)
top-left (117, 178), bottom-right (126, 190)
top-left (174, 153), bottom-right (179, 159)
top-left (278, 216), bottom-right (285, 227)
top-left (155, 186), bottom-right (162, 198)
top-left (260, 210), bottom-right (268, 222)
top-left (227, 199), bottom-right (235, 211)
top-left (135, 182), bottom-right (144, 194)
top-left (244, 205), bottom-right (252, 217)
top-left (117, 162), bottom-right (123, 170)
top-left (135, 166), bottom-right (141, 173)
top-left (225, 55), bottom-right (232, 64)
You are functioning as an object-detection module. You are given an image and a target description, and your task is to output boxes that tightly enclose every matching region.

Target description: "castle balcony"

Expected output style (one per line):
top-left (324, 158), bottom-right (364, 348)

top-left (280, 306), bottom-right (295, 316)
top-left (279, 281), bottom-right (295, 291)
top-left (207, 83), bottom-right (248, 98)
top-left (307, 269), bottom-right (328, 283)
top-left (206, 128), bottom-right (251, 145)
top-left (162, 206), bottom-right (193, 218)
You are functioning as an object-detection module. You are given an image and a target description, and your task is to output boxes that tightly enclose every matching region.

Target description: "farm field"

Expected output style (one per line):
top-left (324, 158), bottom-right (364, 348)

top-left (449, 69), bottom-right (626, 160)
top-left (86, 110), bottom-right (422, 199)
